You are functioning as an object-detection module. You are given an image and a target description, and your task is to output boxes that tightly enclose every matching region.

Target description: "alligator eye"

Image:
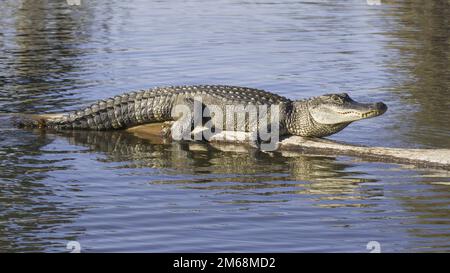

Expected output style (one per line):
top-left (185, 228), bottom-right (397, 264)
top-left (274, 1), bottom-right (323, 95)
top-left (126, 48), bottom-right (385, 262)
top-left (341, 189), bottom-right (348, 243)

top-left (331, 95), bottom-right (343, 103)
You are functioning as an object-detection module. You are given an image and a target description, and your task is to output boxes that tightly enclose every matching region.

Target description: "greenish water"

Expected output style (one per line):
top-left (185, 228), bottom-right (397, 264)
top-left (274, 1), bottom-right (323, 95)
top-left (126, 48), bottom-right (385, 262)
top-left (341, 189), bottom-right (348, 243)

top-left (0, 0), bottom-right (449, 252)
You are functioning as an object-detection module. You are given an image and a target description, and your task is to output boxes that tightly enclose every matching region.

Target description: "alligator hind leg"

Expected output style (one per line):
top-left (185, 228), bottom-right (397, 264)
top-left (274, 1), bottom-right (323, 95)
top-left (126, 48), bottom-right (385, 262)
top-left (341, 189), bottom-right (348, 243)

top-left (161, 121), bottom-right (175, 138)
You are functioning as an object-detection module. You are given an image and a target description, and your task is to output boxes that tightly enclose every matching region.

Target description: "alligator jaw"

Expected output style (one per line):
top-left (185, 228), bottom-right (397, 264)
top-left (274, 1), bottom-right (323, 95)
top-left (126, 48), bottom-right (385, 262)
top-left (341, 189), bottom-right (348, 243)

top-left (361, 109), bottom-right (383, 118)
top-left (336, 102), bottom-right (388, 120)
top-left (308, 96), bottom-right (388, 125)
top-left (356, 102), bottom-right (387, 120)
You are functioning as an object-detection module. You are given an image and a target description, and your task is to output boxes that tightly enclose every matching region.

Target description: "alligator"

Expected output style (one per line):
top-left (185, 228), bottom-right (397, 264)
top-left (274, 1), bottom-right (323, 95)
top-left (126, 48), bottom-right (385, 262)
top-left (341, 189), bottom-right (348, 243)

top-left (18, 85), bottom-right (387, 142)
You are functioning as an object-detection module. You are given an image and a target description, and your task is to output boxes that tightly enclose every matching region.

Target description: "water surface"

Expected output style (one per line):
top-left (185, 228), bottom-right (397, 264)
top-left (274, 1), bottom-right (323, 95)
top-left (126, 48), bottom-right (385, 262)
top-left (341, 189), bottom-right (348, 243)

top-left (0, 0), bottom-right (449, 252)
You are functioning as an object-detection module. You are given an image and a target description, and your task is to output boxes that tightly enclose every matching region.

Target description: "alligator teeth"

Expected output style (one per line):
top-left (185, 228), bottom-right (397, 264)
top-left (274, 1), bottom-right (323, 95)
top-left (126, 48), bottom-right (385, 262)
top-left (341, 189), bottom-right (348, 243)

top-left (361, 111), bottom-right (380, 118)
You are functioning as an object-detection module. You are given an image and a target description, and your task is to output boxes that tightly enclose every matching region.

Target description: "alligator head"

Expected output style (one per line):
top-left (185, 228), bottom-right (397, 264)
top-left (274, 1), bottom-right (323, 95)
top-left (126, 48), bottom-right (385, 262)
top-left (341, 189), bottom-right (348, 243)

top-left (289, 93), bottom-right (387, 137)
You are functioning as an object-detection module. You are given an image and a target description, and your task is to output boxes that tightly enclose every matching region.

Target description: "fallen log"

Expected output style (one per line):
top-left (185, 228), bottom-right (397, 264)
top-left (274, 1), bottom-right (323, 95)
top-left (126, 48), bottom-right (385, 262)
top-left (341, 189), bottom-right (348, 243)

top-left (125, 124), bottom-right (450, 170)
top-left (206, 132), bottom-right (449, 170)
top-left (279, 136), bottom-right (450, 170)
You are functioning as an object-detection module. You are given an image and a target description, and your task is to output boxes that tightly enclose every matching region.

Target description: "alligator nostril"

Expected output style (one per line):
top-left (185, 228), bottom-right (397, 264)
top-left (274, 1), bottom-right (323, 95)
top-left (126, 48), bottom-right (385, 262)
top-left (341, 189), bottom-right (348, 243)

top-left (375, 102), bottom-right (387, 112)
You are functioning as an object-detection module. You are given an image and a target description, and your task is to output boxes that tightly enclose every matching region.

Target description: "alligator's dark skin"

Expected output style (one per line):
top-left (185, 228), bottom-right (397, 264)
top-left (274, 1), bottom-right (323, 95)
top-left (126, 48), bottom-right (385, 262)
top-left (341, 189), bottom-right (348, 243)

top-left (19, 85), bottom-right (387, 138)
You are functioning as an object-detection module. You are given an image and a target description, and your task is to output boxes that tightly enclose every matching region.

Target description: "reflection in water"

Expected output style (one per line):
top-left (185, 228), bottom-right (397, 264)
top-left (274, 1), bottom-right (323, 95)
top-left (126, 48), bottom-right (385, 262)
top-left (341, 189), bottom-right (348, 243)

top-left (384, 0), bottom-right (450, 147)
top-left (1, 127), bottom-right (447, 252)
top-left (52, 129), bottom-right (379, 206)
top-left (0, 0), bottom-right (123, 114)
top-left (0, 118), bottom-right (84, 252)
top-left (1, 1), bottom-right (88, 113)
top-left (399, 181), bottom-right (450, 250)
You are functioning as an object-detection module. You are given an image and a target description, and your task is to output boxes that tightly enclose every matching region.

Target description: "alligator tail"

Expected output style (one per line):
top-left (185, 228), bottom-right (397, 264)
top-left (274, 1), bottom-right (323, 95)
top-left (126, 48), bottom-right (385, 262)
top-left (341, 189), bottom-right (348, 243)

top-left (14, 114), bottom-right (64, 129)
top-left (16, 89), bottom-right (176, 130)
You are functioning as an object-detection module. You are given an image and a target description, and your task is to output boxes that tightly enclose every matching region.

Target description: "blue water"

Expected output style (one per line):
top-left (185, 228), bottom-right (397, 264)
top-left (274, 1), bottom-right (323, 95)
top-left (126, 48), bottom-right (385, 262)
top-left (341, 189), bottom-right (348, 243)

top-left (0, 0), bottom-right (449, 252)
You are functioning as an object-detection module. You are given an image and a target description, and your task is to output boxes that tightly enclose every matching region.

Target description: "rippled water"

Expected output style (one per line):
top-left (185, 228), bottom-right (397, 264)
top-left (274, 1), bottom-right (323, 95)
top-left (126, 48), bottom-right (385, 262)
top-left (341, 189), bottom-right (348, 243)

top-left (0, 0), bottom-right (449, 252)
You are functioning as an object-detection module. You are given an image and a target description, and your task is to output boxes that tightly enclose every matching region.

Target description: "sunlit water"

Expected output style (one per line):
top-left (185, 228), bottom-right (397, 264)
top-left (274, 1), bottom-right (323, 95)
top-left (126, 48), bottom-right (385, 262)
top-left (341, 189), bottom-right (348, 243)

top-left (0, 0), bottom-right (449, 252)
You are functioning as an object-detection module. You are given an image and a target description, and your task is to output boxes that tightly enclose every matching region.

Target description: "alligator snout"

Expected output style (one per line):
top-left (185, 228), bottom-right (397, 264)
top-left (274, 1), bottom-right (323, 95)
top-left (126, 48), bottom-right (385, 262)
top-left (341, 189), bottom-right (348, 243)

top-left (360, 102), bottom-right (387, 118)
top-left (375, 102), bottom-right (387, 112)
top-left (372, 102), bottom-right (388, 116)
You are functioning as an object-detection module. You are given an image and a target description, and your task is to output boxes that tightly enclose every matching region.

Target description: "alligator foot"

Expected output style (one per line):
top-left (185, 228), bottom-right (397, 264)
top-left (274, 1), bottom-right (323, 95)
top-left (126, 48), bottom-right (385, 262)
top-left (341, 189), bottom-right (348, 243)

top-left (160, 121), bottom-right (175, 139)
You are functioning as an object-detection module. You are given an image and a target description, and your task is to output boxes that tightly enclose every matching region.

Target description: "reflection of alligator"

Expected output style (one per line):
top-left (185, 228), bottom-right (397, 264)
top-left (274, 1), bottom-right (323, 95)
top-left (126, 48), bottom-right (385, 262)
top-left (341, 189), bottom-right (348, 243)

top-left (18, 85), bottom-right (387, 138)
top-left (51, 129), bottom-right (379, 201)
